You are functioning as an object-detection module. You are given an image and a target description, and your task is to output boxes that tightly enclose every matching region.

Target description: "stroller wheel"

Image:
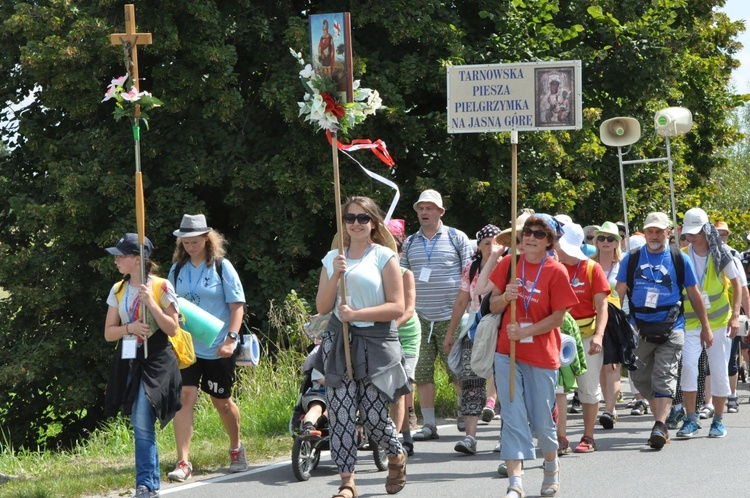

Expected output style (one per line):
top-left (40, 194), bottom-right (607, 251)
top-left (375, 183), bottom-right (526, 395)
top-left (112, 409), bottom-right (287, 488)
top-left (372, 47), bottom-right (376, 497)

top-left (370, 437), bottom-right (388, 472)
top-left (292, 437), bottom-right (321, 481)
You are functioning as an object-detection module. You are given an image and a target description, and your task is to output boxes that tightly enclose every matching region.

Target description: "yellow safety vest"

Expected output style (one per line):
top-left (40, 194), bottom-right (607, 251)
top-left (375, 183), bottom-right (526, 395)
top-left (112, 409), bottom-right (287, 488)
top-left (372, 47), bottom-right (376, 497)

top-left (682, 248), bottom-right (731, 330)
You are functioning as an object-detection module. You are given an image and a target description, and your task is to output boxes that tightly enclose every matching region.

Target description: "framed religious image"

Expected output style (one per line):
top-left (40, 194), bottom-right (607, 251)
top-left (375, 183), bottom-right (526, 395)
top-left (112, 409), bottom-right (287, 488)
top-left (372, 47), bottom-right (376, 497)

top-left (309, 12), bottom-right (353, 103)
top-left (535, 66), bottom-right (577, 128)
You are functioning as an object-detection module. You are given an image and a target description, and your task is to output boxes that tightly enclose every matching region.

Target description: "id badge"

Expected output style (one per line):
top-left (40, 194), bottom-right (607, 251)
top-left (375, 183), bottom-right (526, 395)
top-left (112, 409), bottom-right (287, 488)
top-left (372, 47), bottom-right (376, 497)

top-left (645, 289), bottom-right (659, 309)
top-left (419, 267), bottom-right (432, 282)
top-left (701, 291), bottom-right (711, 309)
top-left (519, 318), bottom-right (534, 344)
top-left (121, 335), bottom-right (137, 359)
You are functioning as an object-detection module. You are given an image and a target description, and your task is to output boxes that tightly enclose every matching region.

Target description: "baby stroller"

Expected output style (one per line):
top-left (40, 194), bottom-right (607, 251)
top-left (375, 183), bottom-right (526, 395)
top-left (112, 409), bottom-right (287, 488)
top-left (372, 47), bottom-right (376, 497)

top-left (289, 346), bottom-right (388, 481)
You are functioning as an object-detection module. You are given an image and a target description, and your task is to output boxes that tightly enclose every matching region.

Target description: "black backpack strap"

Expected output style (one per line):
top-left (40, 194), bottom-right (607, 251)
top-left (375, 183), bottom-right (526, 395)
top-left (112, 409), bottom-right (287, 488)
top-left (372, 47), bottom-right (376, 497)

top-left (171, 260), bottom-right (185, 286)
top-left (670, 245), bottom-right (684, 290)
top-left (468, 258), bottom-right (481, 285)
top-left (214, 257), bottom-right (224, 282)
top-left (626, 247), bottom-right (640, 305)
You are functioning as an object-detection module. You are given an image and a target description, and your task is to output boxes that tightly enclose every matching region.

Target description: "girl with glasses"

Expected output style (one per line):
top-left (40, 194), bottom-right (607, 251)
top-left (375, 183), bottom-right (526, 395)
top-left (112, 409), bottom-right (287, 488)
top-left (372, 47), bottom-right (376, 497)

top-left (316, 196), bottom-right (409, 498)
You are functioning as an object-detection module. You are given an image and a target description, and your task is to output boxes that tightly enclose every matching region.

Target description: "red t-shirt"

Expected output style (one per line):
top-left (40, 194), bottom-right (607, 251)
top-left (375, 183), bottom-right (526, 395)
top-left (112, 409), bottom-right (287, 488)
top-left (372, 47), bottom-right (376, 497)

top-left (561, 260), bottom-right (610, 320)
top-left (489, 254), bottom-right (579, 369)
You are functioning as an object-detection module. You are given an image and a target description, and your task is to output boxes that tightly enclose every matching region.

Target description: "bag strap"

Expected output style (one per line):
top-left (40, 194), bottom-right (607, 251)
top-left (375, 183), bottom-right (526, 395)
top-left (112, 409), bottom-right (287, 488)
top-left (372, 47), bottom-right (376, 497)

top-left (171, 257), bottom-right (224, 287)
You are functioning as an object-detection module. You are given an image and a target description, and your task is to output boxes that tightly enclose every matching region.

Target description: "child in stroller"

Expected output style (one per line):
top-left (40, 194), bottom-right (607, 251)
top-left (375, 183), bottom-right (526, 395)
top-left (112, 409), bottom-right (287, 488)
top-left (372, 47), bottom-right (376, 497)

top-left (289, 316), bottom-right (388, 481)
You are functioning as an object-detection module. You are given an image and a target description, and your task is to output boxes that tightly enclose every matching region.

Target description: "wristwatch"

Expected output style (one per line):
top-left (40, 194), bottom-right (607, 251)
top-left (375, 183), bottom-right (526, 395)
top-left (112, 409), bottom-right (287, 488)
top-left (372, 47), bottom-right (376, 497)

top-left (227, 331), bottom-right (239, 341)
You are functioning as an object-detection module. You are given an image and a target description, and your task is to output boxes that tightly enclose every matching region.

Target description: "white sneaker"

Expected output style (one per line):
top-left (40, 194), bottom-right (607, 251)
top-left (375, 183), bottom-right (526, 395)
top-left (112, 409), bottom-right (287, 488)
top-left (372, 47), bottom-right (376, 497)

top-left (493, 442), bottom-right (502, 452)
top-left (229, 443), bottom-right (248, 472)
top-left (167, 460), bottom-right (192, 482)
top-left (454, 436), bottom-right (477, 454)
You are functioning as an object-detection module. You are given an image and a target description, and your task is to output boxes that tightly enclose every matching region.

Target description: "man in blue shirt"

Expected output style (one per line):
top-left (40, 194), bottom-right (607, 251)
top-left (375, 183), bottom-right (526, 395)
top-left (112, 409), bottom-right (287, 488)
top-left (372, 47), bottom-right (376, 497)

top-left (615, 212), bottom-right (711, 450)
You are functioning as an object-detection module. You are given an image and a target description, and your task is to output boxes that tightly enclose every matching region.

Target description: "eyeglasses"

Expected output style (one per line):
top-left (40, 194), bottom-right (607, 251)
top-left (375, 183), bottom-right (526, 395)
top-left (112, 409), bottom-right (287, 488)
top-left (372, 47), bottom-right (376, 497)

top-left (344, 213), bottom-right (372, 225)
top-left (585, 235), bottom-right (594, 241)
top-left (597, 235), bottom-right (617, 243)
top-left (522, 227), bottom-right (547, 240)
top-left (679, 235), bottom-right (687, 241)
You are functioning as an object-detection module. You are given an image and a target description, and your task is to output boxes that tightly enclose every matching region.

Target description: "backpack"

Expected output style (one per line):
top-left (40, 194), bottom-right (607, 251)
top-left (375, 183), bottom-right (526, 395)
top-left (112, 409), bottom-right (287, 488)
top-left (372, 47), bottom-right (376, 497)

top-left (402, 227), bottom-right (467, 271)
top-left (114, 277), bottom-right (196, 369)
top-left (625, 245), bottom-right (685, 315)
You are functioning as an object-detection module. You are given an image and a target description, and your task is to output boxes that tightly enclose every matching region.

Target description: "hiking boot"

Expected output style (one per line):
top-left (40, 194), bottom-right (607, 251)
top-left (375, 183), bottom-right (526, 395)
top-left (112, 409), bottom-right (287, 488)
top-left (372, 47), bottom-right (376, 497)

top-left (727, 397), bottom-right (739, 414)
top-left (498, 461), bottom-right (524, 477)
top-left (167, 460), bottom-right (193, 482)
top-left (630, 399), bottom-right (649, 416)
top-left (708, 420), bottom-right (727, 438)
top-left (677, 419), bottom-right (701, 438)
top-left (454, 436), bottom-right (477, 454)
top-left (229, 443), bottom-right (248, 473)
top-left (665, 406), bottom-right (685, 430)
top-left (699, 404), bottom-right (715, 419)
top-left (648, 425), bottom-right (670, 449)
top-left (568, 392), bottom-right (582, 414)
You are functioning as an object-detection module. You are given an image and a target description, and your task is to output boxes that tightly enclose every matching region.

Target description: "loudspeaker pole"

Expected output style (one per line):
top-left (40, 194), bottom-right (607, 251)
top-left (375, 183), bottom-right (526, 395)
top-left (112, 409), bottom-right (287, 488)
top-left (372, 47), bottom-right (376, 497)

top-left (616, 146), bottom-right (631, 251)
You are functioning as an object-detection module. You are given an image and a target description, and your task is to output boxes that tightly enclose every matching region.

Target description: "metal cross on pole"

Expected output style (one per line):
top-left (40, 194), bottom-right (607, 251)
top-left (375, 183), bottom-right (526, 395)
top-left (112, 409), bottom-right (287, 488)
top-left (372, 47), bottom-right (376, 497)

top-left (110, 4), bottom-right (153, 357)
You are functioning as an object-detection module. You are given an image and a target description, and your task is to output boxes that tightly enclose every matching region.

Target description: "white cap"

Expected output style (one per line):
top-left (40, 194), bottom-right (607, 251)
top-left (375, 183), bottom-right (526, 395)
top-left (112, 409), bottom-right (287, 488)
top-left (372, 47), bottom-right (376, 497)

top-left (558, 223), bottom-right (588, 261)
top-left (413, 189), bottom-right (444, 212)
top-left (681, 207), bottom-right (708, 235)
top-left (629, 234), bottom-right (647, 252)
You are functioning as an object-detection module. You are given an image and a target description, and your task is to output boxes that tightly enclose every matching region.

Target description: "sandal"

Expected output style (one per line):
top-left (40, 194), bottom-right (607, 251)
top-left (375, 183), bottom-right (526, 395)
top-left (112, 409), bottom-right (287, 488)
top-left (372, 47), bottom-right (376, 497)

top-left (332, 484), bottom-right (358, 498)
top-left (598, 411), bottom-right (617, 430)
top-left (540, 460), bottom-right (560, 496)
top-left (573, 435), bottom-right (596, 453)
top-left (385, 450), bottom-right (407, 494)
top-left (504, 484), bottom-right (526, 498)
top-left (412, 423), bottom-right (439, 441)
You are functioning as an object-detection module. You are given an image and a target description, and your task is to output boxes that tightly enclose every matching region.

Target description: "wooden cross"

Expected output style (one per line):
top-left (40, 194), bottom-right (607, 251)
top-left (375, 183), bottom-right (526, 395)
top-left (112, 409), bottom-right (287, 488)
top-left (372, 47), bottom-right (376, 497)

top-left (110, 4), bottom-right (152, 115)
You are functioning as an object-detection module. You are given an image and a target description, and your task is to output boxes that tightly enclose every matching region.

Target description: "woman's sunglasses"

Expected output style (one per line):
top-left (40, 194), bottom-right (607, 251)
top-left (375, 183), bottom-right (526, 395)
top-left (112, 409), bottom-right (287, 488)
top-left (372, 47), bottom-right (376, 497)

top-left (344, 213), bottom-right (372, 225)
top-left (597, 235), bottom-right (617, 242)
top-left (585, 235), bottom-right (595, 241)
top-left (522, 227), bottom-right (547, 240)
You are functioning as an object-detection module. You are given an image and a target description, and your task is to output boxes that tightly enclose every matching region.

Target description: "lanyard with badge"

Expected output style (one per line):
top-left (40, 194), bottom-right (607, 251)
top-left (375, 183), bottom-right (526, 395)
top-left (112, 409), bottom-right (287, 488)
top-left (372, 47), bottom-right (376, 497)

top-left (644, 248), bottom-right (667, 309)
top-left (121, 283), bottom-right (139, 359)
top-left (519, 256), bottom-right (547, 343)
top-left (689, 245), bottom-right (712, 309)
top-left (418, 234), bottom-right (440, 282)
top-left (187, 264), bottom-right (206, 302)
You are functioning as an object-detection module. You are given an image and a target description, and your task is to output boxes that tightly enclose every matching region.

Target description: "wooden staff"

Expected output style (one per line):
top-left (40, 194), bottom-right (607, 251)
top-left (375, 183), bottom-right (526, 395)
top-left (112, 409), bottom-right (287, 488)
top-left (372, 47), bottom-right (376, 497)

top-left (331, 130), bottom-right (354, 380)
top-left (509, 130), bottom-right (519, 402)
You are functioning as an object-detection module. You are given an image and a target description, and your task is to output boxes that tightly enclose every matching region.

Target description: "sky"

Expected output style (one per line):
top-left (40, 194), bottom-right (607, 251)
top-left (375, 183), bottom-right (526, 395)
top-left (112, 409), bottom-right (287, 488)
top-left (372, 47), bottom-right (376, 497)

top-left (725, 0), bottom-right (750, 93)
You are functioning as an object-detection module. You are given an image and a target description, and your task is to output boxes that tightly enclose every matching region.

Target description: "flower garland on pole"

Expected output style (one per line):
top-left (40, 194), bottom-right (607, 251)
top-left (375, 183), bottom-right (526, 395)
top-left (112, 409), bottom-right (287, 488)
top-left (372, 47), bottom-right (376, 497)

top-left (291, 46), bottom-right (394, 380)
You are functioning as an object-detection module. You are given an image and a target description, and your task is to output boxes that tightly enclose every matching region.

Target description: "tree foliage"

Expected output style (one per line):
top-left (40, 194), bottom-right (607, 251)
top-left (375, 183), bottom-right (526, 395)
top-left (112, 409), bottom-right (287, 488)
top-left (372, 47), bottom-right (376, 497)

top-left (0, 0), bottom-right (744, 448)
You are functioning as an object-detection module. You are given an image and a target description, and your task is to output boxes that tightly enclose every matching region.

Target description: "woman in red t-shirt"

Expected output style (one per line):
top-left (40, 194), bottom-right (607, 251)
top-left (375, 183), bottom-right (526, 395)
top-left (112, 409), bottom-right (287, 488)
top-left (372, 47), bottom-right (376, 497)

top-left (488, 215), bottom-right (578, 498)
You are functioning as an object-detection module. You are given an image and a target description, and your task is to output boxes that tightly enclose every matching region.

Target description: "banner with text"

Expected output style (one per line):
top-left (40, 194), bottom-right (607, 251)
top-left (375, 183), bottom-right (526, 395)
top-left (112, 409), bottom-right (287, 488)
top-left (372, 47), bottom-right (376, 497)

top-left (447, 60), bottom-right (582, 134)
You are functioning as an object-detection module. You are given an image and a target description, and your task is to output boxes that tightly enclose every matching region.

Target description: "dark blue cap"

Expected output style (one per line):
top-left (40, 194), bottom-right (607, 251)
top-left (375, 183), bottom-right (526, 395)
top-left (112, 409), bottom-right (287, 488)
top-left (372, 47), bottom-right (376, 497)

top-left (105, 233), bottom-right (153, 258)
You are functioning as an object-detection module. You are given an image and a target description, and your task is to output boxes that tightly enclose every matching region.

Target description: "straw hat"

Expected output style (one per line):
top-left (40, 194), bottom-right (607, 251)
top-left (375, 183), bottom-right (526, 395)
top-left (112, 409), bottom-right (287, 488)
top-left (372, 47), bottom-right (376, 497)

top-left (495, 209), bottom-right (535, 247)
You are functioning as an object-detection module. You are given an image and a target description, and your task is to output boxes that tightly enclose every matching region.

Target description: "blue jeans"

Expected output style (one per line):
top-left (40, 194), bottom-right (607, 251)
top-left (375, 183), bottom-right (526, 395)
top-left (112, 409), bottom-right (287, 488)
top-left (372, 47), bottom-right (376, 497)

top-left (131, 381), bottom-right (160, 491)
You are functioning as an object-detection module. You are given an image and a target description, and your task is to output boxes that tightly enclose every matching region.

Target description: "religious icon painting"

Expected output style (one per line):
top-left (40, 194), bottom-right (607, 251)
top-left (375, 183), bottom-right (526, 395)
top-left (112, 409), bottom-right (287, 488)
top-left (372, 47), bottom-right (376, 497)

top-left (535, 66), bottom-right (576, 128)
top-left (309, 12), bottom-right (353, 103)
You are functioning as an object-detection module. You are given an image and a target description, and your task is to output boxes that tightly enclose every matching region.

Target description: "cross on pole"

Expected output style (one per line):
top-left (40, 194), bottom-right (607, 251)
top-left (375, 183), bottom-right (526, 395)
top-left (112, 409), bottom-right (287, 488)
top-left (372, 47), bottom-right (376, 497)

top-left (110, 4), bottom-right (152, 116)
top-left (109, 4), bottom-right (153, 357)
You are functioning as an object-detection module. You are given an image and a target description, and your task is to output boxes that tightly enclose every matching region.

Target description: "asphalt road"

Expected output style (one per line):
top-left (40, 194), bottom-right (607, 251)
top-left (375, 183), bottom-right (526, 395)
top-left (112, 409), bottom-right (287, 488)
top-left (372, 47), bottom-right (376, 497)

top-left (158, 379), bottom-right (750, 498)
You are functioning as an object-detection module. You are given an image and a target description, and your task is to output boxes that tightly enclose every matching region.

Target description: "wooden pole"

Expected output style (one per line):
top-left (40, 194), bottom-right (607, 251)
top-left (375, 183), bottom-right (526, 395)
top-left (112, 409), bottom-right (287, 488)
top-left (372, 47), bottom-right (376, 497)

top-left (331, 131), bottom-right (354, 380)
top-left (509, 130), bottom-right (519, 402)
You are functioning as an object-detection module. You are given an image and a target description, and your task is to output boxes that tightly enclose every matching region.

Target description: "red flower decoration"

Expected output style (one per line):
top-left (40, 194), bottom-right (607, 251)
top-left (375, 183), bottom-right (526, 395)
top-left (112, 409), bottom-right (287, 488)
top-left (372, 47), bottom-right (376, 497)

top-left (321, 92), bottom-right (346, 119)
